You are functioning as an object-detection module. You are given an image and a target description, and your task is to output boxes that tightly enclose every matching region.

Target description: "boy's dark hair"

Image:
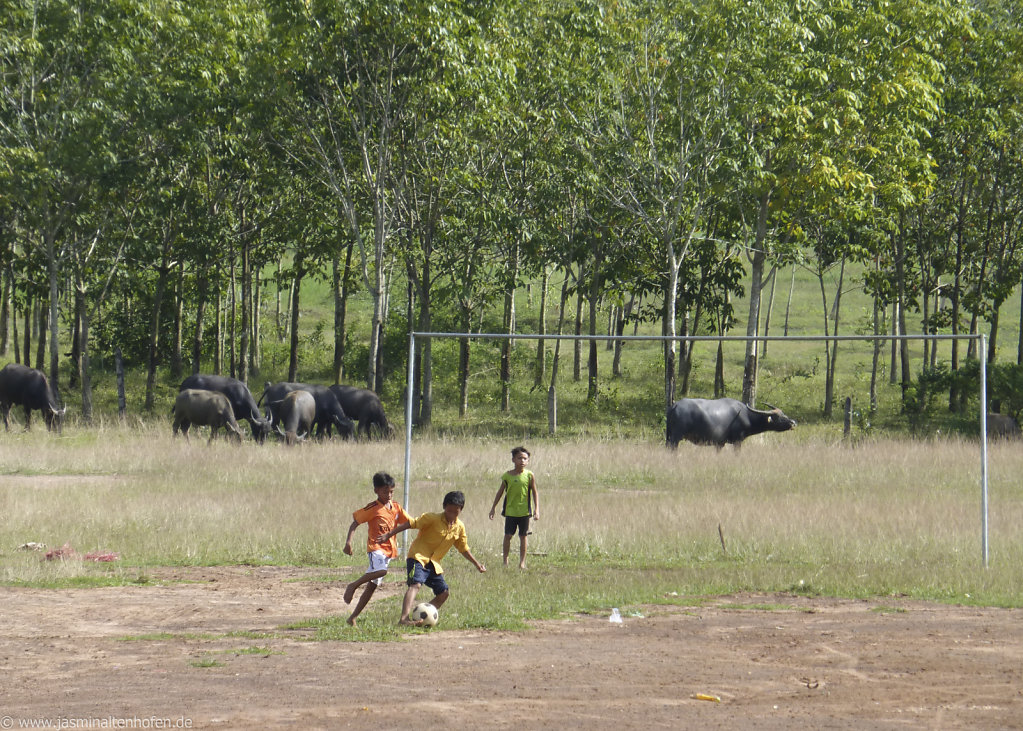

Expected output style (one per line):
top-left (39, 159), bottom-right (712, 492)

top-left (511, 446), bottom-right (530, 458)
top-left (373, 472), bottom-right (396, 489)
top-left (442, 490), bottom-right (465, 508)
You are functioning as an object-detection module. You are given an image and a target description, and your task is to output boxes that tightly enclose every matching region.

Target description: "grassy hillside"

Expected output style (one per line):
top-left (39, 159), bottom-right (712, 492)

top-left (25, 259), bottom-right (1023, 441)
top-left (264, 260), bottom-right (1022, 441)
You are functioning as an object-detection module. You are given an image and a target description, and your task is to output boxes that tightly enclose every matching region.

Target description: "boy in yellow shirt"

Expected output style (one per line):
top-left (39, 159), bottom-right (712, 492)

top-left (375, 490), bottom-right (486, 625)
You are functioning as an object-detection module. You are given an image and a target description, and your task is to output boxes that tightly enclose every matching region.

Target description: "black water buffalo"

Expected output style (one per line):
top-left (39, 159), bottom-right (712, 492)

top-left (277, 390), bottom-right (316, 446)
top-left (666, 397), bottom-right (796, 449)
top-left (987, 412), bottom-right (1021, 440)
top-left (328, 385), bottom-right (394, 439)
top-left (0, 363), bottom-right (65, 432)
top-left (259, 382), bottom-right (355, 439)
top-left (172, 389), bottom-right (243, 444)
top-left (180, 374), bottom-right (271, 442)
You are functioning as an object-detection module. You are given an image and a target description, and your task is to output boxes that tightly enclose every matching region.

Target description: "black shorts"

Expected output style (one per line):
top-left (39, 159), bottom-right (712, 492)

top-left (406, 558), bottom-right (448, 596)
top-left (504, 515), bottom-right (530, 537)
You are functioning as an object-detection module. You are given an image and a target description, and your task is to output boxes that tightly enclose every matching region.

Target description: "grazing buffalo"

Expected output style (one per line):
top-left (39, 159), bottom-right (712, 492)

top-left (0, 363), bottom-right (66, 432)
top-left (172, 389), bottom-right (243, 444)
top-left (180, 374), bottom-right (271, 442)
top-left (277, 390), bottom-right (316, 446)
top-left (986, 412), bottom-right (1021, 440)
top-left (666, 397), bottom-right (796, 449)
top-left (328, 385), bottom-right (394, 439)
top-left (259, 382), bottom-right (354, 439)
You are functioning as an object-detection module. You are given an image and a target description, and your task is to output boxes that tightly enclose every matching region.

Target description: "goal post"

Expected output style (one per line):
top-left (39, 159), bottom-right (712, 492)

top-left (403, 331), bottom-right (990, 566)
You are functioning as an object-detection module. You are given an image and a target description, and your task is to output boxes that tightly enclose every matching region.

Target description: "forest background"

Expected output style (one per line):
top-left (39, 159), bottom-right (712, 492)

top-left (3, 0), bottom-right (1023, 438)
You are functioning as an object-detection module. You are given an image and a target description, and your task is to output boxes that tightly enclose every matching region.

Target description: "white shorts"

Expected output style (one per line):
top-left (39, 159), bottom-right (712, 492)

top-left (367, 550), bottom-right (392, 586)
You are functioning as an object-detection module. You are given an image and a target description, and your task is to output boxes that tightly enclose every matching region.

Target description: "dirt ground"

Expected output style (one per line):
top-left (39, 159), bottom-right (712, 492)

top-left (1, 566), bottom-right (1021, 730)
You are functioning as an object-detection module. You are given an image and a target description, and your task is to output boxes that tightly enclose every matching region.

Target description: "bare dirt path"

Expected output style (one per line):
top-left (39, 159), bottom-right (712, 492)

top-left (1, 566), bottom-right (1021, 729)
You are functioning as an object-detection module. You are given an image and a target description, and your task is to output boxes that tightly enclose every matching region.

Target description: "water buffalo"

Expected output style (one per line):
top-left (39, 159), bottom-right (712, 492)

top-left (180, 374), bottom-right (271, 442)
top-left (277, 390), bottom-right (316, 446)
top-left (986, 412), bottom-right (1021, 440)
top-left (0, 363), bottom-right (66, 432)
top-left (666, 397), bottom-right (796, 449)
top-left (328, 385), bottom-right (394, 439)
top-left (172, 389), bottom-right (243, 444)
top-left (259, 382), bottom-right (354, 439)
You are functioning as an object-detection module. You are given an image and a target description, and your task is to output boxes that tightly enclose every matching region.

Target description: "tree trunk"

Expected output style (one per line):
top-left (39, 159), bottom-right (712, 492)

top-left (214, 288), bottom-right (223, 375)
top-left (741, 192), bottom-right (771, 407)
top-left (170, 261), bottom-right (184, 381)
top-left (890, 301), bottom-right (899, 385)
top-left (239, 231), bottom-right (251, 386)
top-left (288, 260), bottom-right (303, 382)
top-left (612, 294), bottom-right (629, 379)
top-left (36, 296), bottom-right (47, 373)
top-left (192, 274), bottom-right (207, 376)
top-left (45, 230), bottom-right (60, 395)
top-left (573, 261), bottom-right (584, 382)
top-left (144, 254), bottom-right (171, 411)
top-left (229, 247), bottom-right (237, 380)
top-left (12, 292), bottom-right (19, 366)
top-left (587, 251), bottom-right (601, 405)
top-left (548, 273), bottom-right (571, 435)
top-left (783, 267), bottom-right (795, 336)
top-left (762, 266), bottom-right (778, 358)
top-left (252, 267), bottom-right (261, 375)
top-left (0, 270), bottom-right (10, 355)
top-left (332, 240), bottom-right (354, 384)
top-left (22, 294), bottom-right (31, 367)
top-left (501, 243), bottom-right (519, 412)
top-left (534, 266), bottom-right (548, 388)
top-left (458, 310), bottom-right (471, 418)
top-left (69, 291), bottom-right (80, 390)
top-left (77, 286), bottom-right (93, 423)
top-left (869, 269), bottom-right (881, 414)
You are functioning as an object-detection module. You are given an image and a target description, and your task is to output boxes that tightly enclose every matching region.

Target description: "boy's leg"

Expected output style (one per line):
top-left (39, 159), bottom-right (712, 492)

top-left (346, 582), bottom-right (377, 625)
top-left (502, 534), bottom-right (512, 566)
top-left (519, 533), bottom-right (528, 569)
top-left (344, 569), bottom-right (385, 604)
top-left (432, 589), bottom-right (450, 609)
top-left (398, 584), bottom-right (422, 624)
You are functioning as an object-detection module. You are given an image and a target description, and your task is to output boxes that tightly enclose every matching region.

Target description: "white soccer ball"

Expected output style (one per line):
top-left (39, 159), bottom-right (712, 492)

top-left (411, 602), bottom-right (439, 627)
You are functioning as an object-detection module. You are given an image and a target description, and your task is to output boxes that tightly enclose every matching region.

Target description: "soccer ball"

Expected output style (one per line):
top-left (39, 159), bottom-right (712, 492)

top-left (411, 602), bottom-right (439, 627)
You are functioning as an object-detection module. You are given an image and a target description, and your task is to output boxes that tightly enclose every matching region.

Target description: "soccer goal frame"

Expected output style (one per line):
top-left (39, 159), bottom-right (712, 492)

top-left (403, 332), bottom-right (991, 567)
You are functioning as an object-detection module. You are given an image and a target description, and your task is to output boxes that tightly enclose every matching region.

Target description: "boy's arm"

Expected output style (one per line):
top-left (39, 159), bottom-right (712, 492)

top-left (375, 521), bottom-right (411, 545)
top-left (530, 473), bottom-right (539, 520)
top-left (488, 481), bottom-right (506, 520)
top-left (342, 520), bottom-right (359, 555)
top-left (460, 548), bottom-right (487, 573)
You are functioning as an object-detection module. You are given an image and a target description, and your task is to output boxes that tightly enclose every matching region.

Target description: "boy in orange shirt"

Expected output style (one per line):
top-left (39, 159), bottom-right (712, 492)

top-left (342, 472), bottom-right (410, 626)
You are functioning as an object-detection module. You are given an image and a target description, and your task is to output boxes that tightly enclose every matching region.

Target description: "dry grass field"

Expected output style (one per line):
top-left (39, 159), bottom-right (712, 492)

top-left (1, 428), bottom-right (1022, 728)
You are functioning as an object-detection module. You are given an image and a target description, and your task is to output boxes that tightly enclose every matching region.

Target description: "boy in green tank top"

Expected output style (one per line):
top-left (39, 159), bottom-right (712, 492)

top-left (489, 446), bottom-right (540, 569)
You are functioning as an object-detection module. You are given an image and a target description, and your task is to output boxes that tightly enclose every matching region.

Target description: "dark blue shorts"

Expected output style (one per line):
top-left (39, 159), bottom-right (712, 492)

top-left (504, 515), bottom-right (530, 537)
top-left (406, 558), bottom-right (449, 596)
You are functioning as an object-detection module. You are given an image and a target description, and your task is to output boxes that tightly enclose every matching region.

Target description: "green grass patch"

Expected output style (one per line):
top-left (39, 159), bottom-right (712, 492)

top-left (3, 432), bottom-right (1022, 644)
top-left (189, 657), bottom-right (225, 668)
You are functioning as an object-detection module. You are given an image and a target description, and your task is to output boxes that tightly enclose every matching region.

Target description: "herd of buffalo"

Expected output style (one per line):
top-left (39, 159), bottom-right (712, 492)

top-left (0, 359), bottom-right (802, 449)
top-left (4, 360), bottom-right (1018, 446)
top-left (0, 362), bottom-right (393, 445)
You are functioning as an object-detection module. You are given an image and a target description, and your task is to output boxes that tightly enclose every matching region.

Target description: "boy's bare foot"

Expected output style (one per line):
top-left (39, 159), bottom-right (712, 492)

top-left (343, 583), bottom-right (356, 604)
top-left (519, 563), bottom-right (527, 569)
top-left (398, 618), bottom-right (423, 627)
top-left (346, 617), bottom-right (357, 626)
